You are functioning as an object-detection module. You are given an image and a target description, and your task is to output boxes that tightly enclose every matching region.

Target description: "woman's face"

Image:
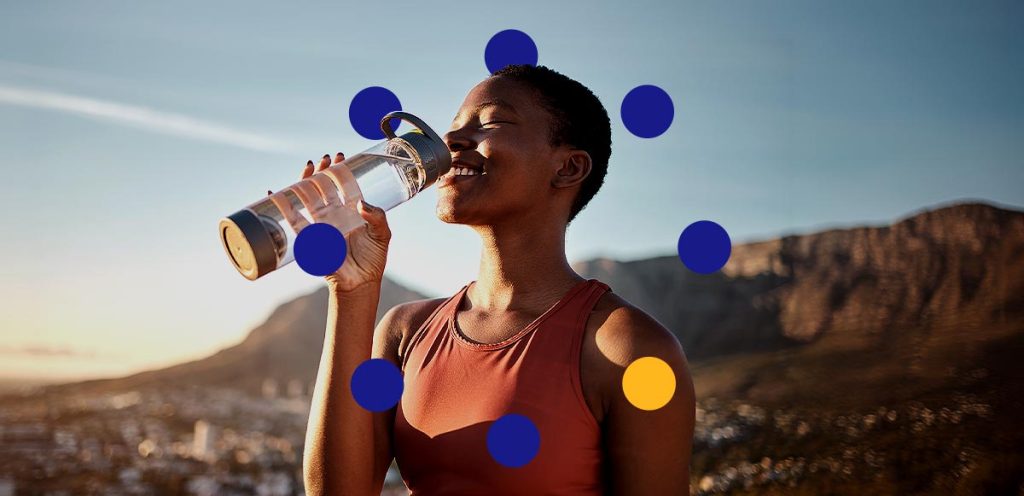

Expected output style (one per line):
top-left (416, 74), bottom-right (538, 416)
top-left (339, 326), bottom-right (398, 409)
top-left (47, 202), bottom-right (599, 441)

top-left (437, 77), bottom-right (569, 227)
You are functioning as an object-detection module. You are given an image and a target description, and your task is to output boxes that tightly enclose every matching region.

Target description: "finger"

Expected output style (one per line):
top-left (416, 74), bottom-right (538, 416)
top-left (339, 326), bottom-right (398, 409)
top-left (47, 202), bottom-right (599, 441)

top-left (334, 152), bottom-right (346, 164)
top-left (317, 154), bottom-right (331, 172)
top-left (358, 200), bottom-right (392, 243)
top-left (301, 160), bottom-right (314, 179)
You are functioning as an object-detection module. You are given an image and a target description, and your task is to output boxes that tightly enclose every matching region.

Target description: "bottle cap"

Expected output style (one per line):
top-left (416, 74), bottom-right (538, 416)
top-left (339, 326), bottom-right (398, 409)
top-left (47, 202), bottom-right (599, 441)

top-left (219, 209), bottom-right (279, 280)
top-left (380, 111), bottom-right (452, 189)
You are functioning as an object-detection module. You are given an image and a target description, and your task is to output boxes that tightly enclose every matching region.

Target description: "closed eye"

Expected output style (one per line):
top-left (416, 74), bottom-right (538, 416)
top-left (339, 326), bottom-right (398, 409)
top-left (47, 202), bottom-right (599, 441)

top-left (480, 121), bottom-right (512, 128)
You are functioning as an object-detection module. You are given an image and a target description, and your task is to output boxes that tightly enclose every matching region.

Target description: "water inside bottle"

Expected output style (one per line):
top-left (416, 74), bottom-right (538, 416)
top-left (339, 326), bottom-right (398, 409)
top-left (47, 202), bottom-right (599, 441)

top-left (344, 152), bottom-right (422, 210)
top-left (244, 152), bottom-right (419, 268)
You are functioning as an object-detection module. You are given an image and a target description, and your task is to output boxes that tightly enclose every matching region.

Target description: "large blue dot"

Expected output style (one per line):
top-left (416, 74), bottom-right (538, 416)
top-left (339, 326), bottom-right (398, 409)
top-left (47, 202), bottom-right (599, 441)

top-left (677, 220), bottom-right (731, 274)
top-left (621, 85), bottom-right (674, 138)
top-left (350, 358), bottom-right (404, 412)
top-left (484, 29), bottom-right (538, 74)
top-left (294, 222), bottom-right (347, 277)
top-left (486, 413), bottom-right (540, 468)
top-left (349, 86), bottom-right (402, 140)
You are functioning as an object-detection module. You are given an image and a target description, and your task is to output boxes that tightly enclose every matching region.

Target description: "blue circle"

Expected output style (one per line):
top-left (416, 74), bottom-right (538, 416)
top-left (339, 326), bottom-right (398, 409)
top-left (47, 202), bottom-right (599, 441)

top-left (484, 29), bottom-right (539, 74)
top-left (677, 220), bottom-right (731, 274)
top-left (486, 413), bottom-right (540, 468)
top-left (294, 222), bottom-right (347, 276)
top-left (621, 85), bottom-right (674, 138)
top-left (349, 86), bottom-right (402, 140)
top-left (350, 359), bottom-right (404, 412)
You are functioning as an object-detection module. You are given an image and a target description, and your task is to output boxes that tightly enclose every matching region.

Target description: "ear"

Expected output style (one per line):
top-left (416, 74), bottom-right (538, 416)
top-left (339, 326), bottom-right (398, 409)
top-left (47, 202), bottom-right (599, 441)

top-left (552, 149), bottom-right (592, 189)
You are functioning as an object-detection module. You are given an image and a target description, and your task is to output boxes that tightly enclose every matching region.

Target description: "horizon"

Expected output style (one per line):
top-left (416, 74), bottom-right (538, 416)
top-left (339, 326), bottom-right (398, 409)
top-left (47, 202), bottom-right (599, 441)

top-left (2, 0), bottom-right (1022, 381)
top-left (3, 197), bottom-right (1019, 385)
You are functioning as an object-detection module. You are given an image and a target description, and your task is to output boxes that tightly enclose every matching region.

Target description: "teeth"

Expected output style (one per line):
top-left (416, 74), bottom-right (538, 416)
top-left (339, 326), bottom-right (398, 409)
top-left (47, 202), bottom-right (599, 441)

top-left (450, 167), bottom-right (485, 176)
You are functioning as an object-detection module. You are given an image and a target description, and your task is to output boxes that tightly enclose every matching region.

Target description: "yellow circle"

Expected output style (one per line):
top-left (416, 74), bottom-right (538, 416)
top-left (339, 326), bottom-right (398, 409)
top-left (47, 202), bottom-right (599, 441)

top-left (622, 356), bottom-right (676, 411)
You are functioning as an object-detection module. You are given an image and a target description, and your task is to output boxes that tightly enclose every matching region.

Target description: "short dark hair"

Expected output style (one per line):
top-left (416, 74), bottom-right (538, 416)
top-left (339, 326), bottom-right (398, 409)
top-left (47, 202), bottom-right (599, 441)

top-left (490, 64), bottom-right (612, 224)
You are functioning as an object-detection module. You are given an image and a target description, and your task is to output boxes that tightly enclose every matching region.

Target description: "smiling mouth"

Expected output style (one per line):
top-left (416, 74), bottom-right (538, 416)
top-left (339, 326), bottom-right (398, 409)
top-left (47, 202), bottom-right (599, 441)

top-left (451, 166), bottom-right (486, 176)
top-left (440, 166), bottom-right (487, 187)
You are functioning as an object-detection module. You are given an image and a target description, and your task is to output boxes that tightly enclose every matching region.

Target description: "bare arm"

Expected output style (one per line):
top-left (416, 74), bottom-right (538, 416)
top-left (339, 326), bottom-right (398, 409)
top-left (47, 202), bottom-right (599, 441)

top-left (298, 153), bottom-right (398, 495)
top-left (597, 307), bottom-right (696, 495)
top-left (303, 281), bottom-right (395, 496)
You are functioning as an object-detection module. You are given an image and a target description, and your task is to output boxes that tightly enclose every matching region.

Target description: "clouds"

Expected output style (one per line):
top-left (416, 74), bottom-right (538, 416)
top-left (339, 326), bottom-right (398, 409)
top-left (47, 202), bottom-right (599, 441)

top-left (0, 344), bottom-right (103, 358)
top-left (0, 84), bottom-right (296, 153)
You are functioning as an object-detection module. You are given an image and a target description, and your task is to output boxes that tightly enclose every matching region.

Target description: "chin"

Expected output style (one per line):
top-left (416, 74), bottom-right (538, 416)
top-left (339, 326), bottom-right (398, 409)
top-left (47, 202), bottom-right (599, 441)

top-left (436, 212), bottom-right (460, 224)
top-left (435, 202), bottom-right (465, 225)
top-left (436, 201), bottom-right (489, 226)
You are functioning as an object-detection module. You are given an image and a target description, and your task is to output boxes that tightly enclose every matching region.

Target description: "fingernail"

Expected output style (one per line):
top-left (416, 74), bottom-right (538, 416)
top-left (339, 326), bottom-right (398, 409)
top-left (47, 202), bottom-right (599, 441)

top-left (267, 190), bottom-right (273, 195)
top-left (323, 154), bottom-right (331, 160)
top-left (306, 160), bottom-right (314, 166)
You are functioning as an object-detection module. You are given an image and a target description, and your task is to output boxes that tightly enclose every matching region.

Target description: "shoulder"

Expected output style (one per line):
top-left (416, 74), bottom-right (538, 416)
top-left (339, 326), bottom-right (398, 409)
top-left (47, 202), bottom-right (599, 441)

top-left (587, 290), bottom-right (687, 368)
top-left (581, 289), bottom-right (693, 418)
top-left (583, 290), bottom-right (696, 494)
top-left (373, 295), bottom-right (451, 361)
top-left (380, 296), bottom-right (449, 330)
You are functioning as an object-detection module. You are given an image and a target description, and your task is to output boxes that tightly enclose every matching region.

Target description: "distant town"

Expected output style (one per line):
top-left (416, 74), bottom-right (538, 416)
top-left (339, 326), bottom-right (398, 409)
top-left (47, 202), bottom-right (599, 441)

top-left (0, 380), bottom-right (406, 495)
top-left (0, 370), bottom-right (997, 495)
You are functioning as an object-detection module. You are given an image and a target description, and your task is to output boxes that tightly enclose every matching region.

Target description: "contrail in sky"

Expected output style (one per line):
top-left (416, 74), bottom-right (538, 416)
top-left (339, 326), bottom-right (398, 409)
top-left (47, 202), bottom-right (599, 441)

top-left (0, 84), bottom-right (295, 153)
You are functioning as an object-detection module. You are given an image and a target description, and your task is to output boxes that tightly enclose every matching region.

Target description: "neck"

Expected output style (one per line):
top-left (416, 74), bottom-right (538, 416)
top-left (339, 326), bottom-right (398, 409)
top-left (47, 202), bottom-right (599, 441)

top-left (468, 217), bottom-right (583, 313)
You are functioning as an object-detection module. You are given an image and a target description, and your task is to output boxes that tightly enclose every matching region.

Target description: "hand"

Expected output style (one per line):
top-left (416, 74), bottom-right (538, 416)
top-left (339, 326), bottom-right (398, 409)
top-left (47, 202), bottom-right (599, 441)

top-left (286, 153), bottom-right (392, 292)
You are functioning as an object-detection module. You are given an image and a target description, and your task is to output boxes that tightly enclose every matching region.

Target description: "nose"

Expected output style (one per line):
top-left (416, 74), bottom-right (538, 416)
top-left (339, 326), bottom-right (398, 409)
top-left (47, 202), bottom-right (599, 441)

top-left (444, 126), bottom-right (476, 153)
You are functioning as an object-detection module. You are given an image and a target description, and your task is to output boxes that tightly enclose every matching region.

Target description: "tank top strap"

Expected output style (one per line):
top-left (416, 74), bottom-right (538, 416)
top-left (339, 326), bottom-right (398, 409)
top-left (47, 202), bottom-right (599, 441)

top-left (399, 283), bottom-right (470, 372)
top-left (566, 279), bottom-right (611, 354)
top-left (561, 278), bottom-right (606, 317)
top-left (517, 279), bottom-right (610, 434)
top-left (525, 279), bottom-right (611, 356)
top-left (555, 279), bottom-right (611, 327)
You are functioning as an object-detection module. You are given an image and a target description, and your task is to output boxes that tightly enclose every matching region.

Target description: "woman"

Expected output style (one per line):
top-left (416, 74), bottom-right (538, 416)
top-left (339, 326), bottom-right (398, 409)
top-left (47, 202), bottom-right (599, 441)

top-left (302, 65), bottom-right (695, 495)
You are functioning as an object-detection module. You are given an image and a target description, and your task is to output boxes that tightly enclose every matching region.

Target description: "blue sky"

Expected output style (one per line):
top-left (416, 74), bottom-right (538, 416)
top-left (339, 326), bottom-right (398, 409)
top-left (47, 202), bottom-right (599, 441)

top-left (1, 0), bottom-right (1021, 380)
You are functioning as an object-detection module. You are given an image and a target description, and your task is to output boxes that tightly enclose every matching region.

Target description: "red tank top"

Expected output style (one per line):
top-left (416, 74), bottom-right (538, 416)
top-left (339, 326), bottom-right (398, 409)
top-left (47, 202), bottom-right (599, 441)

top-left (394, 278), bottom-right (611, 495)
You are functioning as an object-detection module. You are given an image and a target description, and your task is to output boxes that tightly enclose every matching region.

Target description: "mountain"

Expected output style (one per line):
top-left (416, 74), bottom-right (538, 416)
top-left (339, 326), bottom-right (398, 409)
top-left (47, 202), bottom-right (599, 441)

top-left (41, 277), bottom-right (429, 397)
top-left (39, 201), bottom-right (1024, 402)
top-left (22, 200), bottom-right (1024, 494)
top-left (573, 201), bottom-right (1024, 361)
top-left (568, 200), bottom-right (1024, 494)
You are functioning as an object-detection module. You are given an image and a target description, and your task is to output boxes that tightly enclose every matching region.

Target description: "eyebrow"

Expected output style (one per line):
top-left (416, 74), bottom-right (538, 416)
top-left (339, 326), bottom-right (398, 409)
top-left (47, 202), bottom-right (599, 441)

top-left (453, 99), bottom-right (520, 123)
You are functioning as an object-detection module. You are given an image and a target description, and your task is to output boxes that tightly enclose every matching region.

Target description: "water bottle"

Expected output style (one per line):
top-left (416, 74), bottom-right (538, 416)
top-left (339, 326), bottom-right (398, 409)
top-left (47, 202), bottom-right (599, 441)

top-left (219, 111), bottom-right (451, 280)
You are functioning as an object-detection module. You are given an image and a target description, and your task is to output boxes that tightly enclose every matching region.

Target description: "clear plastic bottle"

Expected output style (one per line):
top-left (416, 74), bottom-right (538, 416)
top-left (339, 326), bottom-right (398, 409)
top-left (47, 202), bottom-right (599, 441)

top-left (219, 111), bottom-right (451, 280)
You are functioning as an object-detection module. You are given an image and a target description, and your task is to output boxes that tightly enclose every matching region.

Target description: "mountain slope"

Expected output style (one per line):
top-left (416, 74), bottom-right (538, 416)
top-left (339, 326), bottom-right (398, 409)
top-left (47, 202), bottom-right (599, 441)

top-left (46, 277), bottom-right (428, 397)
top-left (25, 200), bottom-right (1024, 495)
top-left (42, 200), bottom-right (1024, 400)
top-left (572, 201), bottom-right (1024, 360)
